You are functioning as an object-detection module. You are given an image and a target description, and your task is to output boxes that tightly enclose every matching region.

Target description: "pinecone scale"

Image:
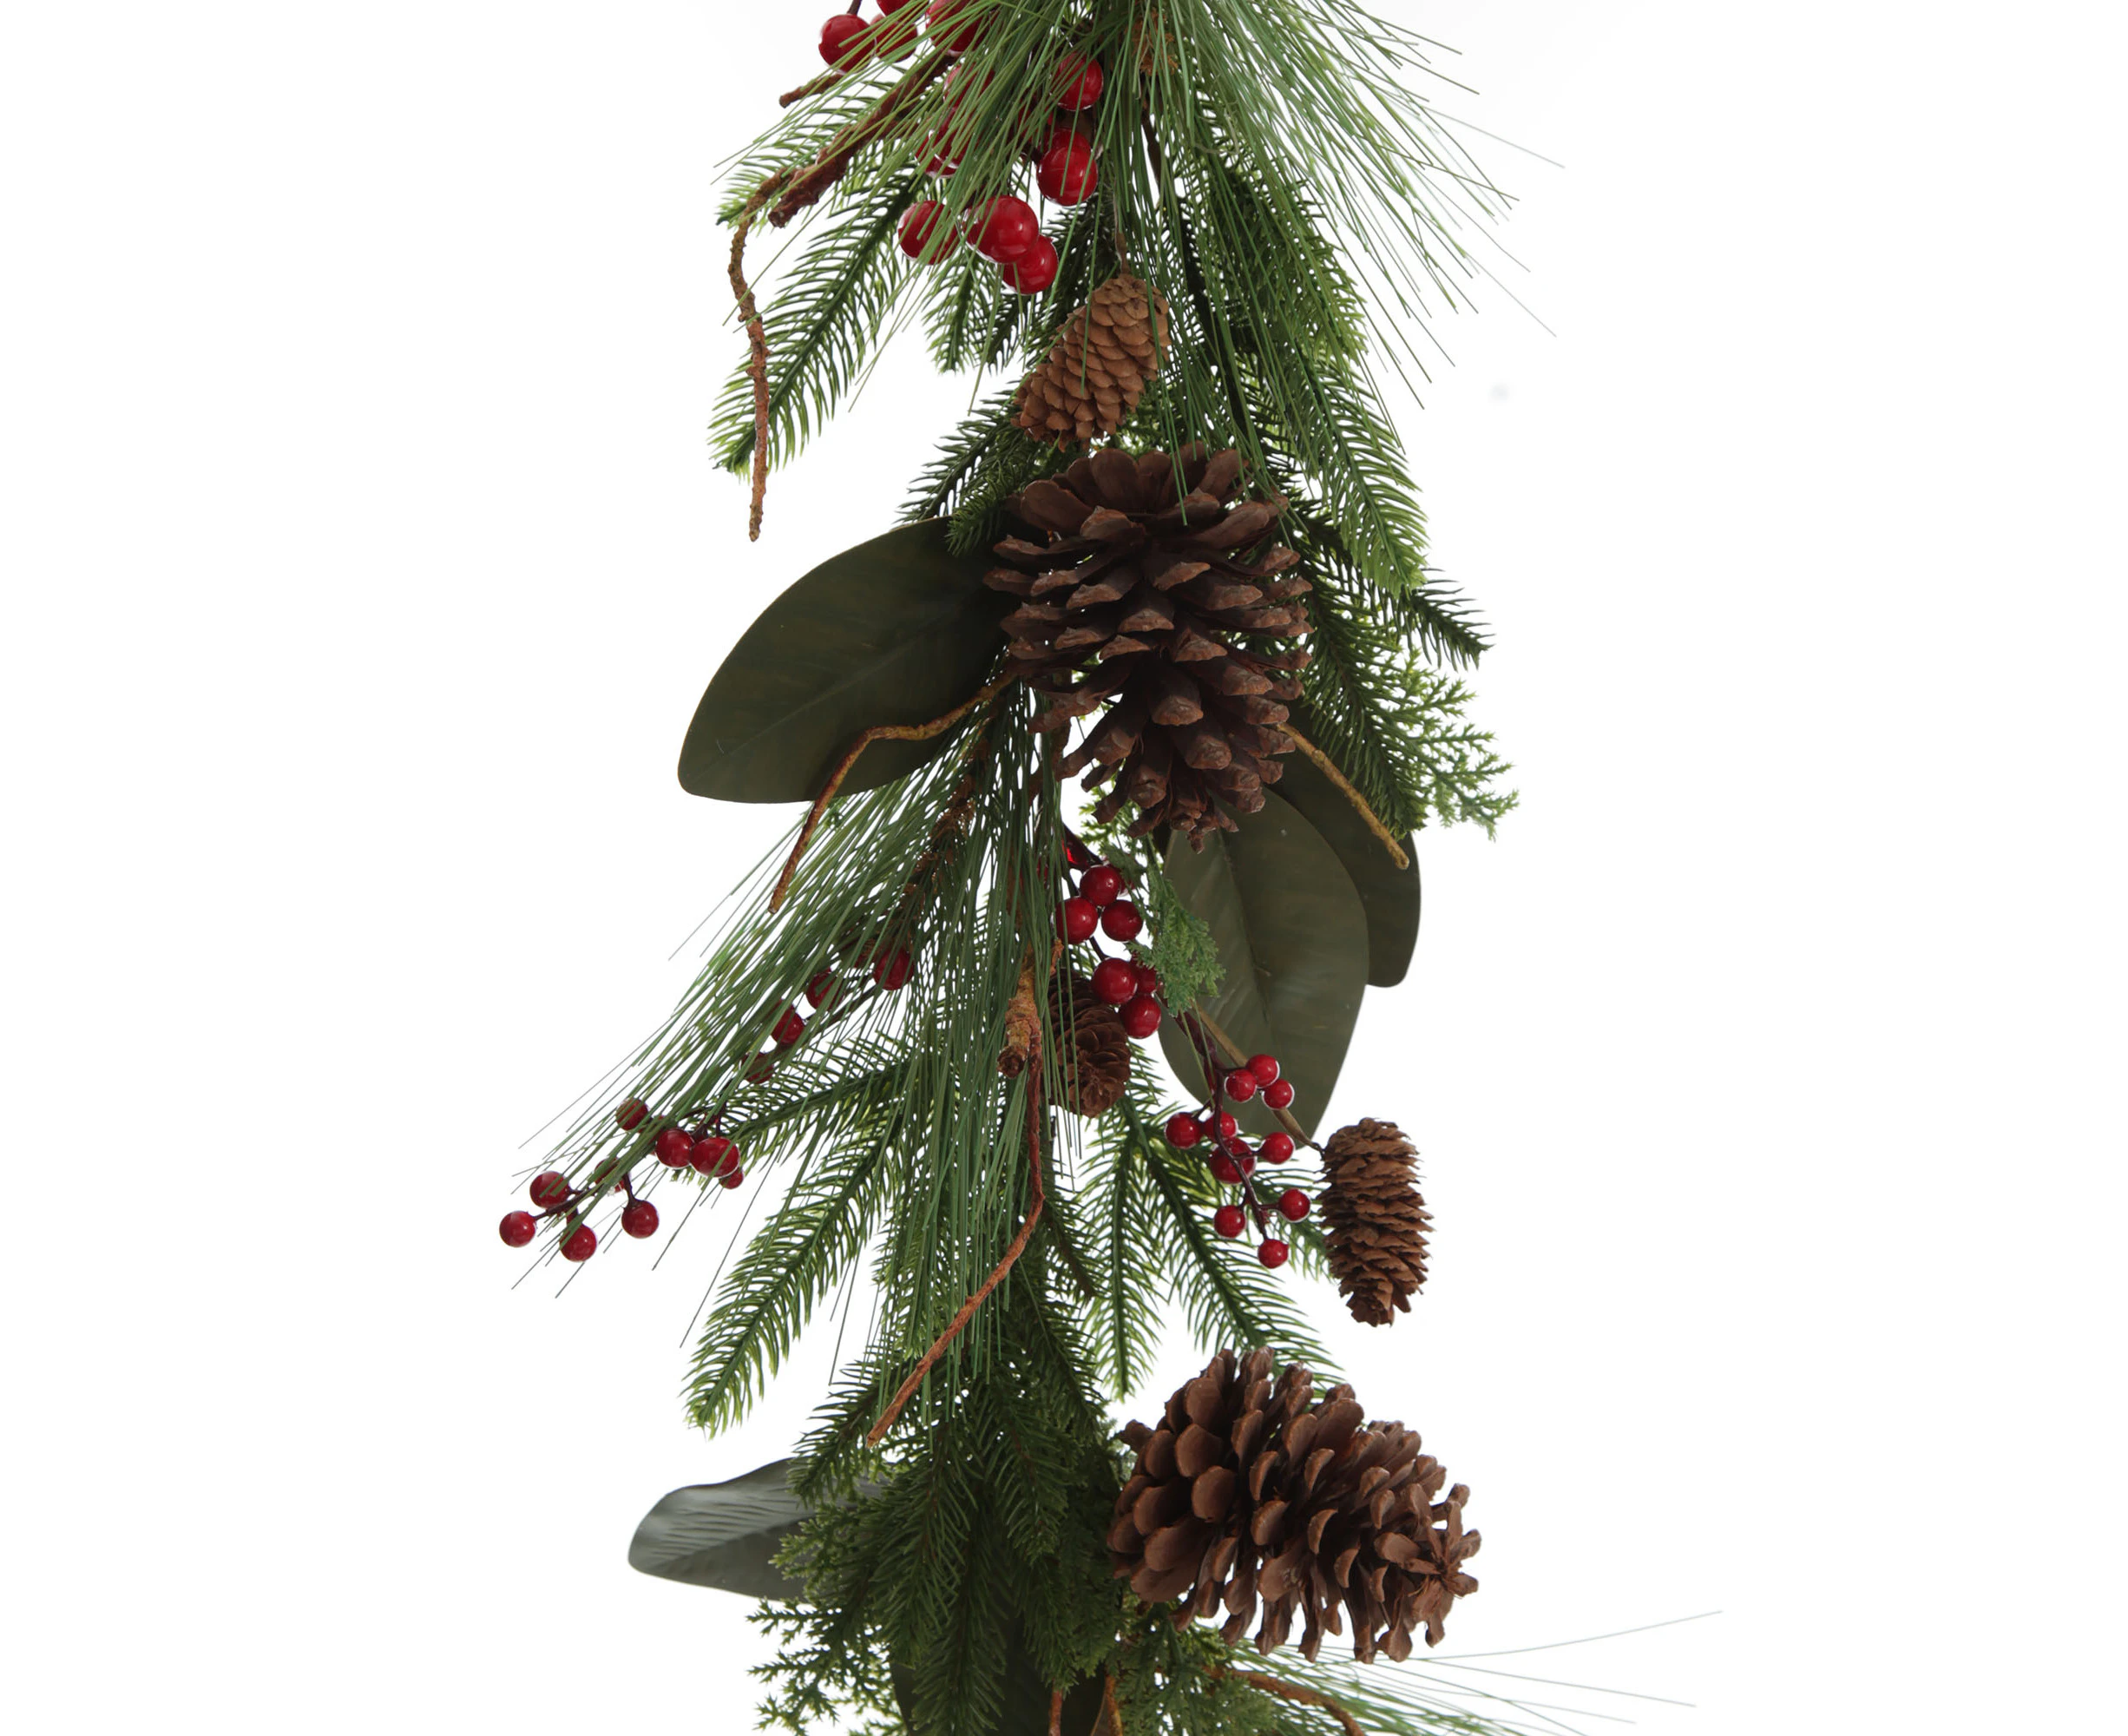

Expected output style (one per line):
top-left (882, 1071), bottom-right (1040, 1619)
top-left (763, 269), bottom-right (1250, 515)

top-left (1321, 1120), bottom-right (1432, 1325)
top-left (1015, 273), bottom-right (1170, 450)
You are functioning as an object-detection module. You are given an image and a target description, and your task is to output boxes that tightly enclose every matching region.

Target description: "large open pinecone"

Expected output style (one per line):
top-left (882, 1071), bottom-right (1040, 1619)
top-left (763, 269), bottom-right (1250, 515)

top-left (987, 446), bottom-right (1310, 845)
top-left (1015, 273), bottom-right (1170, 450)
top-left (1321, 1120), bottom-right (1431, 1325)
top-left (1054, 971), bottom-right (1131, 1116)
top-left (1108, 1350), bottom-right (1480, 1661)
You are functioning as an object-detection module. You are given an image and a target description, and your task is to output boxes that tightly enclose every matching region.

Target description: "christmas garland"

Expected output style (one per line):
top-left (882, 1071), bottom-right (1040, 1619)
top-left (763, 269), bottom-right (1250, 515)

top-left (503, 5), bottom-right (1523, 1733)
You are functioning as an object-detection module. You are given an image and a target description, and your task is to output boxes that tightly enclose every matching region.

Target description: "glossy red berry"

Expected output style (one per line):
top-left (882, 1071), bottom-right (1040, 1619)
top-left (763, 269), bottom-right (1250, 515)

top-left (819, 14), bottom-right (869, 65)
top-left (926, 0), bottom-right (982, 54)
top-left (1100, 900), bottom-right (1143, 942)
top-left (878, 0), bottom-right (916, 10)
top-left (745, 1055), bottom-right (777, 1083)
top-left (719, 1164), bottom-right (745, 1190)
top-left (923, 126), bottom-right (961, 176)
top-left (1213, 1111), bottom-right (1238, 1140)
top-left (1056, 56), bottom-right (1104, 111)
top-left (1246, 1054), bottom-right (1280, 1086)
top-left (1120, 995), bottom-right (1163, 1038)
top-left (1165, 1112), bottom-right (1203, 1147)
top-left (1079, 864), bottom-right (1123, 906)
top-left (1213, 1203), bottom-right (1246, 1239)
top-left (622, 1200), bottom-right (660, 1239)
top-left (1262, 1078), bottom-right (1296, 1111)
top-left (1132, 962), bottom-right (1160, 996)
top-left (1091, 957), bottom-right (1138, 1005)
top-left (872, 948), bottom-right (913, 990)
top-left (1223, 1069), bottom-right (1258, 1102)
top-left (498, 1210), bottom-right (536, 1247)
top-left (1002, 234), bottom-right (1058, 294)
top-left (805, 971), bottom-right (837, 1008)
top-left (1257, 1237), bottom-right (1290, 1269)
top-left (615, 1097), bottom-right (649, 1131)
top-left (562, 1224), bottom-right (598, 1262)
top-left (691, 1135), bottom-right (737, 1178)
top-left (1260, 1131), bottom-right (1296, 1164)
top-left (1057, 895), bottom-right (1099, 943)
top-left (970, 195), bottom-right (1039, 261)
top-left (1036, 130), bottom-right (1098, 206)
top-left (591, 1160), bottom-right (629, 1194)
top-left (1225, 1140), bottom-right (1257, 1176)
top-left (772, 1006), bottom-right (806, 1047)
top-left (899, 199), bottom-right (959, 262)
top-left (654, 1127), bottom-right (693, 1167)
top-left (1209, 1150), bottom-right (1242, 1185)
top-left (529, 1171), bottom-right (571, 1209)
top-left (1277, 1187), bottom-right (1310, 1222)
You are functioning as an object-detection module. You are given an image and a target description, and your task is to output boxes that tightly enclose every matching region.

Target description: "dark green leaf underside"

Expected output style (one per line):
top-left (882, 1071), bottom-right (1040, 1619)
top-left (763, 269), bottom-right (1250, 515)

top-left (678, 521), bottom-right (1010, 804)
top-left (1268, 752), bottom-right (1420, 988)
top-left (627, 1460), bottom-right (811, 1601)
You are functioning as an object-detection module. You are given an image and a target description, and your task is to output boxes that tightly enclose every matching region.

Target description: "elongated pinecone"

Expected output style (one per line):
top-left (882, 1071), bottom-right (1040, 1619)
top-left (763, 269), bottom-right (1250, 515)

top-left (1015, 273), bottom-right (1170, 450)
top-left (1321, 1120), bottom-right (1431, 1325)
top-left (1109, 1351), bottom-right (1480, 1660)
top-left (1054, 972), bottom-right (1131, 1116)
top-left (988, 446), bottom-right (1310, 845)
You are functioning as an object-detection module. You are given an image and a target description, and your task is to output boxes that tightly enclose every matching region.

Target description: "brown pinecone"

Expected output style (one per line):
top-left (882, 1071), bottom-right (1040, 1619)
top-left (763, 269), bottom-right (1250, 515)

top-left (1015, 273), bottom-right (1171, 451)
top-left (1320, 1120), bottom-right (1431, 1325)
top-left (1108, 1351), bottom-right (1480, 1661)
top-left (1055, 972), bottom-right (1132, 1116)
top-left (987, 446), bottom-right (1310, 845)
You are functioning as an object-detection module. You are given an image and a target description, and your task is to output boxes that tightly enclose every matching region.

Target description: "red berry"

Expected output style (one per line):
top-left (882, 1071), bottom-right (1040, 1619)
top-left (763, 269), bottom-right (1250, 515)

top-left (691, 1135), bottom-right (736, 1177)
top-left (591, 1159), bottom-right (629, 1194)
top-left (805, 970), bottom-right (836, 1008)
top-left (1260, 1132), bottom-right (1295, 1163)
top-left (926, 0), bottom-right (982, 54)
top-left (1257, 1237), bottom-right (1290, 1268)
top-left (1214, 1111), bottom-right (1238, 1140)
top-left (1278, 1188), bottom-right (1310, 1222)
top-left (772, 1006), bottom-right (806, 1047)
top-left (498, 1210), bottom-right (536, 1247)
top-left (529, 1171), bottom-right (571, 1209)
top-left (1056, 56), bottom-right (1104, 111)
top-left (1057, 896), bottom-right (1099, 943)
top-left (1002, 234), bottom-right (1058, 295)
top-left (1079, 864), bottom-right (1123, 906)
top-left (622, 1200), bottom-right (660, 1239)
top-left (1036, 131), bottom-right (1098, 205)
top-left (1165, 1112), bottom-right (1203, 1147)
top-left (1091, 957), bottom-right (1138, 1005)
top-left (719, 1164), bottom-right (745, 1190)
top-left (1209, 1151), bottom-right (1242, 1185)
top-left (1224, 1069), bottom-right (1258, 1102)
top-left (1100, 900), bottom-right (1143, 942)
top-left (878, 0), bottom-right (916, 10)
top-left (1212, 1203), bottom-right (1246, 1239)
top-left (1246, 1054), bottom-right (1280, 1086)
top-left (970, 195), bottom-right (1040, 261)
top-left (923, 126), bottom-right (961, 176)
top-left (654, 1127), bottom-right (693, 1167)
top-left (615, 1097), bottom-right (649, 1131)
top-left (562, 1224), bottom-right (598, 1262)
top-left (1262, 1078), bottom-right (1296, 1111)
top-left (818, 14), bottom-right (868, 65)
top-left (1132, 962), bottom-right (1160, 996)
top-left (1120, 994), bottom-right (1163, 1038)
top-left (899, 199), bottom-right (959, 262)
top-left (746, 1055), bottom-right (777, 1083)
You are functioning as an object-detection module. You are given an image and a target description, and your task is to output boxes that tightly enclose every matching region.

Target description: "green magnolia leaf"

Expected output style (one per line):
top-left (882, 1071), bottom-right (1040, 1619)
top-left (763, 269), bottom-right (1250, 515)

top-left (678, 521), bottom-right (1009, 803)
top-left (1158, 796), bottom-right (1369, 1141)
top-left (627, 1460), bottom-right (811, 1600)
top-left (1270, 749), bottom-right (1420, 988)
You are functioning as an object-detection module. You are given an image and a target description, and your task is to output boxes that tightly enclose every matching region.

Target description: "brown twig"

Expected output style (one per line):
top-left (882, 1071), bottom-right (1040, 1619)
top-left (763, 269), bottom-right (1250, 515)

top-left (998, 952), bottom-right (1041, 1077)
top-left (771, 676), bottom-right (1013, 911)
top-left (727, 173), bottom-right (794, 542)
top-left (1212, 1667), bottom-right (1365, 1736)
top-left (1101, 1673), bottom-right (1126, 1736)
top-left (1186, 1006), bottom-right (1308, 1144)
top-left (769, 49), bottom-right (952, 227)
top-left (1048, 1690), bottom-right (1064, 1736)
top-left (1277, 726), bottom-right (1409, 869)
top-left (865, 1075), bottom-right (1047, 1446)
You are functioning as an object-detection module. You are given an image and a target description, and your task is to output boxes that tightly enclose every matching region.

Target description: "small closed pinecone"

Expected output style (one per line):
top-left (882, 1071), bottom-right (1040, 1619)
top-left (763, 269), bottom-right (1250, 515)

top-left (1015, 273), bottom-right (1171, 450)
top-left (1108, 1350), bottom-right (1480, 1661)
top-left (988, 445), bottom-right (1310, 845)
top-left (1321, 1120), bottom-right (1431, 1325)
top-left (1055, 972), bottom-right (1132, 1116)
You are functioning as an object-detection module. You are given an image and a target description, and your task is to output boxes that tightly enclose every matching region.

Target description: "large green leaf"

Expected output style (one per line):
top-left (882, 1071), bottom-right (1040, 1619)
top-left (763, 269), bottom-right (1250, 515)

top-left (1270, 749), bottom-right (1421, 987)
top-left (627, 1460), bottom-right (811, 1599)
top-left (1158, 796), bottom-right (1369, 1141)
top-left (678, 521), bottom-right (1010, 803)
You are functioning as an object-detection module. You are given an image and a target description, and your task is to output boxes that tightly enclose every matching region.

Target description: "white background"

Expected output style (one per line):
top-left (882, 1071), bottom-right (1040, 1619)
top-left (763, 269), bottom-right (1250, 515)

top-left (3, 2), bottom-right (2121, 1732)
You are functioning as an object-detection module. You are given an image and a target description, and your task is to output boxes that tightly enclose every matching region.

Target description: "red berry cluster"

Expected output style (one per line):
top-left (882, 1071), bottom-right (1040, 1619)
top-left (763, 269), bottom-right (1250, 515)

top-left (1162, 1052), bottom-right (1309, 1267)
top-left (1054, 844), bottom-right (1164, 1040)
top-left (893, 30), bottom-right (1106, 296)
